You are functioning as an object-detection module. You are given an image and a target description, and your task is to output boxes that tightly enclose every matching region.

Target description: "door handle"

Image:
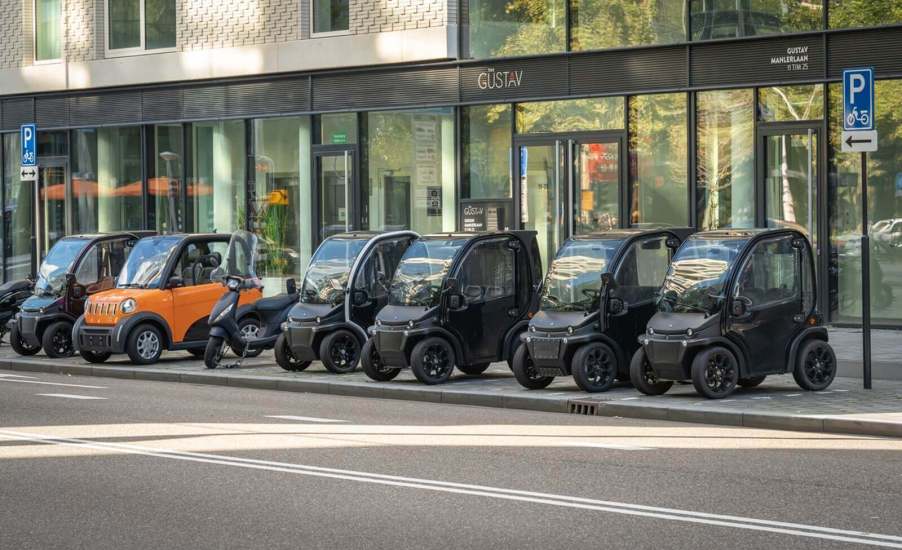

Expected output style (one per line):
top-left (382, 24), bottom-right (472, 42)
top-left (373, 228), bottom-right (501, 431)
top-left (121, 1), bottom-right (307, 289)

top-left (507, 307), bottom-right (518, 317)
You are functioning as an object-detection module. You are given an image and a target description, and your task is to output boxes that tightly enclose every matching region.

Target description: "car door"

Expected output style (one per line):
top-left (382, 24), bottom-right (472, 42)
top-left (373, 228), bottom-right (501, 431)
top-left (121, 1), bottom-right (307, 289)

top-left (350, 236), bottom-right (414, 329)
top-left (612, 234), bottom-right (671, 358)
top-left (170, 239), bottom-right (229, 343)
top-left (728, 235), bottom-right (803, 374)
top-left (447, 237), bottom-right (517, 363)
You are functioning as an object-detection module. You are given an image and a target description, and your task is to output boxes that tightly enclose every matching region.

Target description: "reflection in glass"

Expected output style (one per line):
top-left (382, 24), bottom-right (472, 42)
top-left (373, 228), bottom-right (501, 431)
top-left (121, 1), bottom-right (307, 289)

top-left (109, 0), bottom-right (141, 49)
top-left (187, 121), bottom-right (246, 234)
top-left (575, 142), bottom-right (620, 233)
top-left (658, 236), bottom-right (745, 314)
top-left (3, 133), bottom-right (31, 280)
top-left (462, 104), bottom-right (512, 200)
top-left (828, 0), bottom-right (902, 29)
top-left (764, 132), bottom-right (818, 245)
top-left (629, 93), bottom-right (688, 226)
top-left (145, 0), bottom-right (176, 49)
top-left (301, 237), bottom-right (368, 305)
top-left (148, 124), bottom-right (184, 233)
top-left (690, 0), bottom-right (822, 40)
top-left (117, 235), bottom-right (182, 288)
top-left (541, 239), bottom-right (621, 312)
top-left (468, 0), bottom-right (566, 58)
top-left (697, 89), bottom-right (755, 230)
top-left (318, 153), bottom-right (352, 240)
top-left (389, 238), bottom-right (467, 307)
top-left (758, 85), bottom-right (824, 122)
top-left (520, 142), bottom-right (565, 271)
top-left (320, 113), bottom-right (357, 145)
top-left (517, 97), bottom-right (625, 134)
top-left (313, 0), bottom-right (350, 33)
top-left (570, 0), bottom-right (686, 51)
top-left (35, 0), bottom-right (62, 60)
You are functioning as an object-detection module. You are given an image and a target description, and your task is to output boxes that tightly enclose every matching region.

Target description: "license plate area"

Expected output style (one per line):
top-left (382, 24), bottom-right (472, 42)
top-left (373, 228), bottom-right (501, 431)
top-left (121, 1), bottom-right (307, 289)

top-left (531, 337), bottom-right (561, 360)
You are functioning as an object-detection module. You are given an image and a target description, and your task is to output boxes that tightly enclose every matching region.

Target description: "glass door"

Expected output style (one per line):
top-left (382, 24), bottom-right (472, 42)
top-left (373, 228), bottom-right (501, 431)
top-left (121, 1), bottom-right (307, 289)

top-left (35, 159), bottom-right (69, 267)
top-left (762, 129), bottom-right (819, 246)
top-left (572, 138), bottom-right (622, 234)
top-left (315, 149), bottom-right (355, 241)
top-left (516, 140), bottom-right (566, 270)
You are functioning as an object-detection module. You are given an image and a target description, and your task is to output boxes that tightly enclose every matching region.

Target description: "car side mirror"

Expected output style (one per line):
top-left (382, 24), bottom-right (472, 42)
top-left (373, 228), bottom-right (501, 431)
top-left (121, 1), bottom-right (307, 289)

top-left (731, 297), bottom-right (752, 317)
top-left (600, 272), bottom-right (616, 289)
top-left (351, 289), bottom-right (368, 306)
top-left (665, 237), bottom-right (680, 249)
top-left (286, 278), bottom-right (297, 295)
top-left (446, 277), bottom-right (460, 293)
top-left (168, 276), bottom-right (184, 288)
top-left (609, 297), bottom-right (627, 315)
top-left (448, 294), bottom-right (463, 310)
top-left (71, 285), bottom-right (85, 299)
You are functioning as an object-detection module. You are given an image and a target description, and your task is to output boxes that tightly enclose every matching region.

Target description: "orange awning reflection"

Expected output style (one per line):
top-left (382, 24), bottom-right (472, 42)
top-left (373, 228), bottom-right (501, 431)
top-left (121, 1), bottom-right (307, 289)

top-left (37, 178), bottom-right (213, 200)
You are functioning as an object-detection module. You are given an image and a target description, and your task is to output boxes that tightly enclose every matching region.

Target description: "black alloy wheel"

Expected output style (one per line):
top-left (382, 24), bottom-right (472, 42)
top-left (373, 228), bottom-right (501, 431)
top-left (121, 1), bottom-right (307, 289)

top-left (510, 343), bottom-right (554, 390)
top-left (628, 348), bottom-right (673, 396)
top-left (319, 330), bottom-right (361, 374)
top-left (572, 342), bottom-right (618, 393)
top-left (691, 346), bottom-right (739, 399)
top-left (793, 340), bottom-right (837, 391)
top-left (42, 321), bottom-right (75, 358)
top-left (360, 338), bottom-right (401, 381)
top-left (411, 337), bottom-right (455, 385)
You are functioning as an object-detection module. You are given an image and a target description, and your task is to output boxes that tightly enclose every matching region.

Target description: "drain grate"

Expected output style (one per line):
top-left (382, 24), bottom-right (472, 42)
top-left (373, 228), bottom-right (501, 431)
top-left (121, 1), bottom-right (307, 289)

top-left (569, 402), bottom-right (597, 416)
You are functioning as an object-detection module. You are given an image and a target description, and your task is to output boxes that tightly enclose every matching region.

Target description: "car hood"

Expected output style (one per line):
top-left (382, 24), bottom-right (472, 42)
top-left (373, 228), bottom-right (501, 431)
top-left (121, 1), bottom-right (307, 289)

top-left (375, 305), bottom-right (438, 326)
top-left (647, 312), bottom-right (720, 336)
top-left (288, 303), bottom-right (339, 322)
top-left (529, 310), bottom-right (595, 332)
top-left (21, 295), bottom-right (59, 313)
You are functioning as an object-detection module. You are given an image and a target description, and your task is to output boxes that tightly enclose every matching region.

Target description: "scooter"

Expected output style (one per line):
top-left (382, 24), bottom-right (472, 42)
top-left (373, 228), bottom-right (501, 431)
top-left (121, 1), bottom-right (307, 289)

top-left (204, 230), bottom-right (299, 369)
top-left (0, 279), bottom-right (34, 344)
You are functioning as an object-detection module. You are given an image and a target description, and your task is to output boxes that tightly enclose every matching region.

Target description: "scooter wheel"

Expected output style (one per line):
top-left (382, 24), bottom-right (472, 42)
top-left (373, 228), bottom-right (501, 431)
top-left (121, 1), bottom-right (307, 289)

top-left (204, 336), bottom-right (227, 369)
top-left (510, 343), bottom-right (553, 390)
top-left (81, 350), bottom-right (111, 364)
top-left (274, 333), bottom-right (311, 372)
top-left (690, 346), bottom-right (739, 399)
top-left (629, 348), bottom-right (673, 396)
top-left (361, 338), bottom-right (401, 381)
top-left (572, 342), bottom-right (617, 393)
top-left (9, 323), bottom-right (40, 356)
top-left (320, 330), bottom-right (361, 374)
top-left (42, 321), bottom-right (75, 358)
top-left (411, 337), bottom-right (455, 385)
top-left (793, 339), bottom-right (837, 391)
top-left (232, 317), bottom-right (264, 358)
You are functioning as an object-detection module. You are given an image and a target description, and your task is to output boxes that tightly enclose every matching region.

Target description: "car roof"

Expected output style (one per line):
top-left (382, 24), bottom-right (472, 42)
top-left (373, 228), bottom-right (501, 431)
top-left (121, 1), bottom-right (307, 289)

top-left (571, 227), bottom-right (693, 241)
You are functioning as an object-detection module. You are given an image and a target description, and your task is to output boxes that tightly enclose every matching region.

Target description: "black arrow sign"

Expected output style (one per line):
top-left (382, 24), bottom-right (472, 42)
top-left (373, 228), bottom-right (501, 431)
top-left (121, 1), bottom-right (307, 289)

top-left (846, 135), bottom-right (873, 146)
top-left (20, 168), bottom-right (36, 178)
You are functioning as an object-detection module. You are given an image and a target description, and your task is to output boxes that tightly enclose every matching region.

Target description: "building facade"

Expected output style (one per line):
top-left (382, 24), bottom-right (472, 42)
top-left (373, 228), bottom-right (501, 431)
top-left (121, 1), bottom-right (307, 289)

top-left (1, 0), bottom-right (901, 328)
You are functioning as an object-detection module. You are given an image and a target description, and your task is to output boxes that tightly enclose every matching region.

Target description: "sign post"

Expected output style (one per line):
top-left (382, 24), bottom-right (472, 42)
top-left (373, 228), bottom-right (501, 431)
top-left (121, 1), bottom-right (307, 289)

top-left (842, 68), bottom-right (876, 390)
top-left (20, 124), bottom-right (37, 181)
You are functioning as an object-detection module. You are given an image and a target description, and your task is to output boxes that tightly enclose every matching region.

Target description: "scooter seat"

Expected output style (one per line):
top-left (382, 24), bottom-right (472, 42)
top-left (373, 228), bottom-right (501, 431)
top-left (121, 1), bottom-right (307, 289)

top-left (255, 294), bottom-right (298, 312)
top-left (0, 279), bottom-right (31, 294)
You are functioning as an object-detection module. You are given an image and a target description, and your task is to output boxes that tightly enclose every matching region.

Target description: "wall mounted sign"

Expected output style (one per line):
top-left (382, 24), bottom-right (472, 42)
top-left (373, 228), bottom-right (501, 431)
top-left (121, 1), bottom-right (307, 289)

top-left (477, 68), bottom-right (524, 90)
top-left (691, 37), bottom-right (824, 87)
top-left (460, 200), bottom-right (512, 232)
top-left (460, 58), bottom-right (567, 102)
top-left (770, 45), bottom-right (810, 72)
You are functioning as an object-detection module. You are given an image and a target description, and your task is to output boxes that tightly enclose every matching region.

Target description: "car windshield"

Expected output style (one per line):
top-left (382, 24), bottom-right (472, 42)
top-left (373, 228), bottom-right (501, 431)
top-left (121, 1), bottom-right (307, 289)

top-left (389, 238), bottom-right (468, 307)
top-left (540, 239), bottom-right (622, 312)
top-left (300, 238), bottom-right (368, 305)
top-left (117, 236), bottom-right (182, 288)
top-left (657, 237), bottom-right (746, 315)
top-left (36, 238), bottom-right (91, 296)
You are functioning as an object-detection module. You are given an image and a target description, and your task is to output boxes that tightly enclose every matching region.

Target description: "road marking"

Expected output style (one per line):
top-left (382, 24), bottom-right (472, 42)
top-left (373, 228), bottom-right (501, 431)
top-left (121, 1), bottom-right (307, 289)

top-left (786, 394), bottom-right (802, 397)
top-left (35, 394), bottom-right (107, 400)
top-left (619, 397), bottom-right (640, 401)
top-left (0, 373), bottom-right (37, 379)
top-left (0, 429), bottom-right (898, 548)
top-left (558, 441), bottom-right (652, 451)
top-left (0, 379), bottom-right (107, 389)
top-left (265, 415), bottom-right (347, 423)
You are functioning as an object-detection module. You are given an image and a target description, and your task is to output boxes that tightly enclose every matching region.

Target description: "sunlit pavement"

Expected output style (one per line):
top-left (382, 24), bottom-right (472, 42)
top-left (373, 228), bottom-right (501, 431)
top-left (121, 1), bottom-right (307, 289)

top-left (0, 370), bottom-right (901, 550)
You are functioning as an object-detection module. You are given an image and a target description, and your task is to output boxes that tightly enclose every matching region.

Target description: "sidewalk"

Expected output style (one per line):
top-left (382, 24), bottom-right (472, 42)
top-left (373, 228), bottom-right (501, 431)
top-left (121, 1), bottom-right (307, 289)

top-left (2, 348), bottom-right (901, 438)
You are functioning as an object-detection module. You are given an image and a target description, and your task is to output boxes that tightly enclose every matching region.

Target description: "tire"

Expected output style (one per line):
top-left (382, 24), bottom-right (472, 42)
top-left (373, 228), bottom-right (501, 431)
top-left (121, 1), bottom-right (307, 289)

top-left (629, 348), bottom-right (673, 396)
top-left (274, 333), bottom-right (311, 372)
top-left (361, 338), bottom-right (401, 381)
top-left (81, 349), bottom-right (111, 364)
top-left (42, 321), bottom-right (75, 358)
top-left (458, 363), bottom-right (490, 376)
top-left (410, 337), bottom-right (455, 385)
top-left (506, 333), bottom-right (525, 371)
top-left (9, 323), bottom-right (40, 356)
top-left (126, 323), bottom-right (163, 365)
top-left (232, 317), bottom-right (264, 358)
top-left (738, 375), bottom-right (767, 388)
top-left (204, 336), bottom-right (227, 369)
top-left (793, 339), bottom-right (837, 391)
top-left (319, 329), bottom-right (361, 374)
top-left (510, 342), bottom-right (554, 390)
top-left (690, 346), bottom-right (740, 399)
top-left (571, 342), bottom-right (618, 393)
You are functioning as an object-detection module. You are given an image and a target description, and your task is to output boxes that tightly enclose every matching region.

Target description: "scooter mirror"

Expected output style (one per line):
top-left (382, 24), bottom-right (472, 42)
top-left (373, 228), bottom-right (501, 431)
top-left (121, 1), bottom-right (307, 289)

top-left (286, 278), bottom-right (297, 295)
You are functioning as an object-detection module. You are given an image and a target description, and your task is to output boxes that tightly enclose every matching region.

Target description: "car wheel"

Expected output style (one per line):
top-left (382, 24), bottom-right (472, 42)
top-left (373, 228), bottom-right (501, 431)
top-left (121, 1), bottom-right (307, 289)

top-left (9, 323), bottom-right (40, 356)
top-left (81, 350), bottom-right (111, 364)
top-left (457, 363), bottom-right (490, 376)
top-left (793, 340), bottom-right (837, 391)
top-left (506, 333), bottom-right (525, 371)
top-left (232, 317), bottom-right (264, 358)
top-left (411, 337), bottom-right (455, 385)
top-left (738, 375), bottom-right (767, 388)
top-left (629, 348), bottom-right (673, 396)
top-left (361, 338), bottom-right (401, 381)
top-left (127, 324), bottom-right (163, 365)
top-left (572, 342), bottom-right (618, 393)
top-left (510, 342), bottom-right (554, 390)
top-left (274, 333), bottom-right (311, 372)
top-left (319, 329), bottom-right (361, 374)
top-left (42, 321), bottom-right (75, 358)
top-left (691, 346), bottom-right (739, 399)
top-left (204, 336), bottom-right (227, 369)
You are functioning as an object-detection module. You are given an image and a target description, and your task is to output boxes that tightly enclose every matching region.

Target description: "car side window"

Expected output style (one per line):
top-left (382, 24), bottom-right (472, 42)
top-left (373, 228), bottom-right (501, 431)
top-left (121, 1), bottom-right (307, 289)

top-left (175, 241), bottom-right (226, 287)
top-left (74, 244), bottom-right (100, 285)
top-left (458, 239), bottom-right (515, 304)
top-left (614, 236), bottom-right (670, 304)
top-left (734, 236), bottom-right (800, 307)
top-left (354, 238), bottom-right (411, 299)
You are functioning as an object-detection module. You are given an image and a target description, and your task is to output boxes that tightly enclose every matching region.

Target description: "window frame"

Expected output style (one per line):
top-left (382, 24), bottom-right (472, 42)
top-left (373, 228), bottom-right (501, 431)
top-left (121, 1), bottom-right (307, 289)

top-left (613, 235), bottom-right (671, 306)
top-left (104, 0), bottom-right (177, 58)
top-left (309, 0), bottom-right (352, 38)
top-left (456, 237), bottom-right (516, 304)
top-left (732, 235), bottom-right (801, 310)
top-left (33, 0), bottom-right (64, 64)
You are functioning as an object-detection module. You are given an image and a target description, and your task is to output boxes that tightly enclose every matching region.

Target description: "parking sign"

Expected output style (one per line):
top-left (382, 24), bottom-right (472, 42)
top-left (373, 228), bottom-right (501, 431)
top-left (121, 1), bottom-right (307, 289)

top-left (20, 124), bottom-right (36, 166)
top-left (843, 68), bottom-right (874, 131)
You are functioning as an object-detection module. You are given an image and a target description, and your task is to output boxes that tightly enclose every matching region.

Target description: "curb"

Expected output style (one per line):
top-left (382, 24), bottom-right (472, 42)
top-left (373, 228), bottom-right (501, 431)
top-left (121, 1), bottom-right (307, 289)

top-left (4, 358), bottom-right (900, 439)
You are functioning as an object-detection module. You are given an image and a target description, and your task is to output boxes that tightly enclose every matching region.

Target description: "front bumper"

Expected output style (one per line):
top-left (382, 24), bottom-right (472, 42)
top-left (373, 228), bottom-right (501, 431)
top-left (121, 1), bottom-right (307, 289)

top-left (15, 312), bottom-right (44, 348)
top-left (283, 319), bottom-right (343, 362)
top-left (74, 316), bottom-right (126, 354)
top-left (523, 332), bottom-right (593, 375)
top-left (639, 334), bottom-right (700, 380)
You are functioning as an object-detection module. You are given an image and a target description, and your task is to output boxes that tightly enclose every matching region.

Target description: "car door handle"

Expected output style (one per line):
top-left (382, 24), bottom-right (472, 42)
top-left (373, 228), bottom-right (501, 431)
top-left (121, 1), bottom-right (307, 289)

top-left (507, 308), bottom-right (518, 317)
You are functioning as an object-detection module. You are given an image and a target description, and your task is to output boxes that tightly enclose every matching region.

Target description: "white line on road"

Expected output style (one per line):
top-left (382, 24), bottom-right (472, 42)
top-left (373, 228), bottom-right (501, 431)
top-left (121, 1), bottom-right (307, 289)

top-left (264, 415), bottom-right (347, 423)
top-left (0, 429), bottom-right (898, 548)
top-left (0, 379), bottom-right (107, 389)
top-left (558, 441), bottom-right (652, 451)
top-left (0, 373), bottom-right (37, 379)
top-left (35, 394), bottom-right (107, 400)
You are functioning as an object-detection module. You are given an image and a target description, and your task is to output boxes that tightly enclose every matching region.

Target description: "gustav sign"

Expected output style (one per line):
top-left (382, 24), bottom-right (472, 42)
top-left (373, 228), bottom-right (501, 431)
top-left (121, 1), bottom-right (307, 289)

top-left (477, 68), bottom-right (524, 90)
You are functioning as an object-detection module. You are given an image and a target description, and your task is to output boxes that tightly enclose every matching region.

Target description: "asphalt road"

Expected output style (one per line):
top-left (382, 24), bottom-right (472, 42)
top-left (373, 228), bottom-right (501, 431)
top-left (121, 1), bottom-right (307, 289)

top-left (1, 369), bottom-right (901, 550)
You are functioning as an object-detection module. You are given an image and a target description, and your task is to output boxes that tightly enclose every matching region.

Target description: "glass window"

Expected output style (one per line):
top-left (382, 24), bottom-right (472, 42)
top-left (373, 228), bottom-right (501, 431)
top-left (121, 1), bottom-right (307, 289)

top-left (690, 0), bottom-right (823, 40)
top-left (462, 104), bottom-right (512, 200)
top-left (71, 127), bottom-right (144, 234)
top-left (353, 238), bottom-right (411, 299)
top-left (187, 121), bottom-right (246, 234)
top-left (149, 124), bottom-right (184, 233)
top-left (517, 97), bottom-right (625, 134)
top-left (828, 80), bottom-right (902, 326)
top-left (35, 0), bottom-right (62, 61)
top-left (629, 93), bottom-right (688, 226)
top-left (734, 236), bottom-right (799, 306)
top-left (253, 116), bottom-right (314, 287)
top-left (364, 108), bottom-right (456, 235)
top-left (758, 85), bottom-right (824, 122)
top-left (541, 238), bottom-right (621, 312)
top-left (658, 235), bottom-right (745, 314)
top-left (320, 113), bottom-right (357, 145)
top-left (467, 0), bottom-right (566, 59)
top-left (458, 239), bottom-right (515, 303)
top-left (174, 241), bottom-right (227, 286)
top-left (615, 236), bottom-right (670, 304)
top-left (108, 0), bottom-right (175, 51)
top-left (313, 0), bottom-right (350, 33)
top-left (570, 0), bottom-right (686, 51)
top-left (2, 133), bottom-right (29, 281)
top-left (389, 237), bottom-right (468, 307)
top-left (697, 89), bottom-right (755, 230)
top-left (829, 0), bottom-right (902, 29)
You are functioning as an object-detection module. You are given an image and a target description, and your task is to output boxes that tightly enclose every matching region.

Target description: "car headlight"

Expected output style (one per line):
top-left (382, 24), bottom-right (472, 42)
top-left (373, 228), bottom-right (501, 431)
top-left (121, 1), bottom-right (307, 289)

top-left (120, 298), bottom-right (137, 314)
top-left (567, 326), bottom-right (574, 334)
top-left (214, 303), bottom-right (234, 323)
top-left (647, 327), bottom-right (655, 335)
top-left (686, 328), bottom-right (694, 336)
top-left (407, 320), bottom-right (415, 329)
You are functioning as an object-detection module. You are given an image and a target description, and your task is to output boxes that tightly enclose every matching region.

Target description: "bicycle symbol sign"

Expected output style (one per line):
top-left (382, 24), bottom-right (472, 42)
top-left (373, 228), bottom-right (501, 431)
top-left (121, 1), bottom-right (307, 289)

top-left (843, 68), bottom-right (875, 131)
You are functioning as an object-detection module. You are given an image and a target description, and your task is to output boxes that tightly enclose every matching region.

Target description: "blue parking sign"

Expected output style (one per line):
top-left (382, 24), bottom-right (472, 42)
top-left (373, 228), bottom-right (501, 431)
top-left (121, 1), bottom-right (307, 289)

top-left (20, 124), bottom-right (36, 166)
top-left (843, 68), bottom-right (874, 131)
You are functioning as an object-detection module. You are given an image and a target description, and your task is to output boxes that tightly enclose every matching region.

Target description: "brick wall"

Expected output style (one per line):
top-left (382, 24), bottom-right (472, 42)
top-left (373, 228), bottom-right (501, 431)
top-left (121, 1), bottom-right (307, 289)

top-left (65, 0), bottom-right (95, 62)
top-left (0, 0), bottom-right (25, 70)
top-left (351, 0), bottom-right (448, 34)
top-left (178, 0), bottom-right (300, 51)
